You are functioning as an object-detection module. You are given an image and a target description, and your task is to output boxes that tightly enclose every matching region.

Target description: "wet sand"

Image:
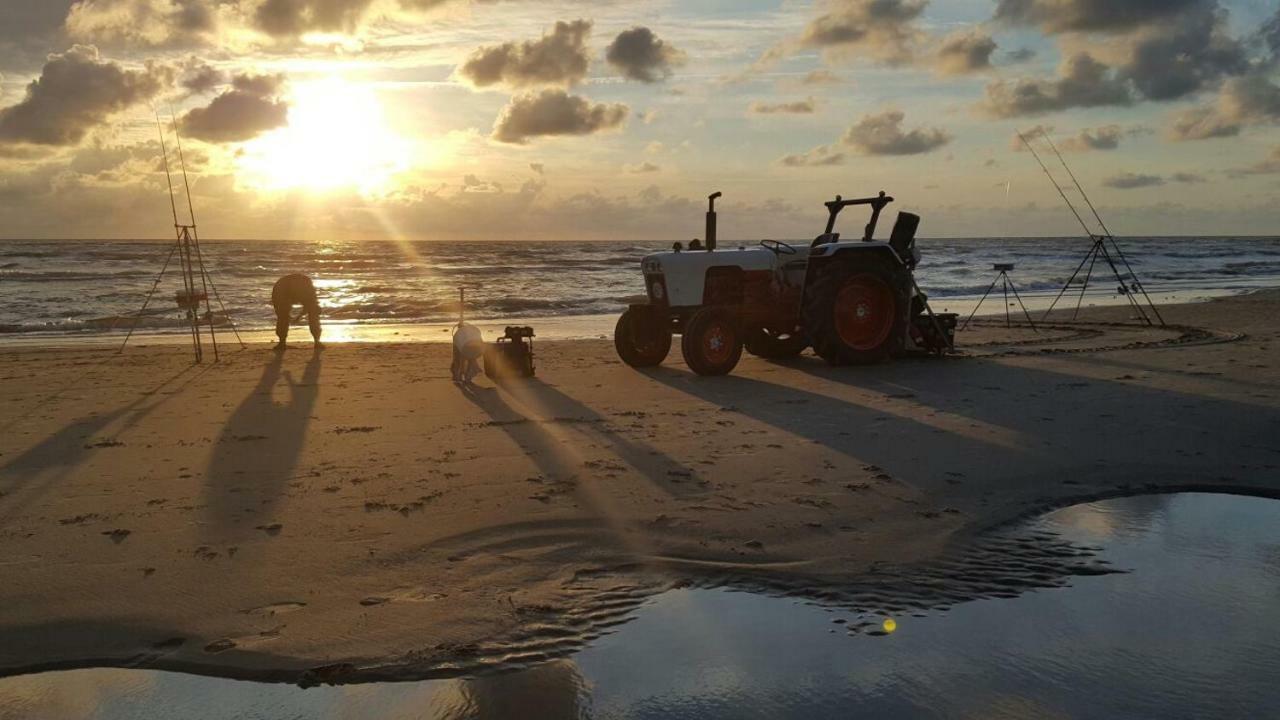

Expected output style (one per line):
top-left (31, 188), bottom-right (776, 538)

top-left (0, 291), bottom-right (1277, 683)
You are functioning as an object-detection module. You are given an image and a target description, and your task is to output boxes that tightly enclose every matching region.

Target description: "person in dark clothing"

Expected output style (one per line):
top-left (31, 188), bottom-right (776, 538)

top-left (271, 274), bottom-right (322, 349)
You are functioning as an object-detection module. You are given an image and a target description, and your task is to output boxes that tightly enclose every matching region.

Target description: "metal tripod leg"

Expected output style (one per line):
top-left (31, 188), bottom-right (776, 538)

top-left (962, 273), bottom-right (1004, 331)
top-left (1005, 276), bottom-right (1039, 332)
top-left (1043, 242), bottom-right (1096, 321)
top-left (1072, 240), bottom-right (1100, 320)
top-left (1002, 273), bottom-right (1011, 328)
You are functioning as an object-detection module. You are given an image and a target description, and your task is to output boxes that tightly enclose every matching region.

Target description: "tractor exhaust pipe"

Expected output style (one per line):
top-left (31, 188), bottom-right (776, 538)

top-left (706, 191), bottom-right (721, 252)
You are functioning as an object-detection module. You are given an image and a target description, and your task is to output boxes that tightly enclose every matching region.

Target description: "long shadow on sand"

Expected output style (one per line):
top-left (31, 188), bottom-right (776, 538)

top-left (644, 354), bottom-right (1280, 513)
top-left (460, 377), bottom-right (702, 498)
top-left (203, 350), bottom-right (321, 539)
top-left (0, 364), bottom-right (203, 523)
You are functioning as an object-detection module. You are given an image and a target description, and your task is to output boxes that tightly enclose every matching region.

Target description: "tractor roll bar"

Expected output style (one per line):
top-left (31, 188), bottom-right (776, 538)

top-left (824, 191), bottom-right (894, 241)
top-left (706, 191), bottom-right (722, 251)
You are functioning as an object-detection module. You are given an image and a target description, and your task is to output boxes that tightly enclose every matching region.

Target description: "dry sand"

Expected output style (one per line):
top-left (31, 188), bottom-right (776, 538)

top-left (0, 291), bottom-right (1277, 683)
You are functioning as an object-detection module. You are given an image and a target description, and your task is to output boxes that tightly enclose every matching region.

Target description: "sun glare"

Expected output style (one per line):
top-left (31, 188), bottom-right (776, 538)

top-left (237, 78), bottom-right (410, 196)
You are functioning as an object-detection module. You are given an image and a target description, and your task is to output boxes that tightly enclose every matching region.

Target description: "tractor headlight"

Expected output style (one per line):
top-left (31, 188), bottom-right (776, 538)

top-left (642, 258), bottom-right (662, 273)
top-left (652, 281), bottom-right (666, 300)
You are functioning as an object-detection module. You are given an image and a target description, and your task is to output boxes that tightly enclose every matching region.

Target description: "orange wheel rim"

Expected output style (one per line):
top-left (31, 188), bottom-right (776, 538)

top-left (701, 321), bottom-right (735, 364)
top-left (834, 275), bottom-right (895, 350)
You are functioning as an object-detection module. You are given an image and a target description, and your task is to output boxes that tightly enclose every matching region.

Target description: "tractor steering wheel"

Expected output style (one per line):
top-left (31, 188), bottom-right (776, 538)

top-left (761, 239), bottom-right (798, 256)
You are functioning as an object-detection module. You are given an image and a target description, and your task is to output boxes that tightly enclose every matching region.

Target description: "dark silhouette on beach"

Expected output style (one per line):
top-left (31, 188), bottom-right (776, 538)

top-left (272, 274), bottom-right (322, 349)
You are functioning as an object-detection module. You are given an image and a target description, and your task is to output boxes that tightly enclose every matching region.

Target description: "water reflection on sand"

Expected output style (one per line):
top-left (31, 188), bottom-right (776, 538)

top-left (4, 493), bottom-right (1279, 720)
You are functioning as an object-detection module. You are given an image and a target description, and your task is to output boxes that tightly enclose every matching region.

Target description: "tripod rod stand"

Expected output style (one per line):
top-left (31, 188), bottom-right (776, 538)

top-left (962, 263), bottom-right (1037, 332)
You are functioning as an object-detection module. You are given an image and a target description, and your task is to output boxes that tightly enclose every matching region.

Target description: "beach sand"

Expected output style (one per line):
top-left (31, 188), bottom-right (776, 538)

top-left (1, 291), bottom-right (1277, 683)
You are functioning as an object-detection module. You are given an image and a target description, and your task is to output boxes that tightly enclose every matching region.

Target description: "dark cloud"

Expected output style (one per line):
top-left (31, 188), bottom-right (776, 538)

top-left (0, 1), bottom-right (78, 72)
top-left (529, 162), bottom-right (544, 175)
top-left (1170, 172), bottom-right (1205, 183)
top-left (934, 31), bottom-right (996, 76)
top-left (1167, 74), bottom-right (1280, 140)
top-left (491, 89), bottom-right (628, 145)
top-left (0, 45), bottom-right (171, 146)
top-left (993, 0), bottom-right (1205, 34)
top-left (180, 57), bottom-right (224, 96)
top-left (749, 98), bottom-right (816, 115)
top-left (180, 72), bottom-right (288, 143)
top-left (840, 109), bottom-right (950, 155)
top-left (605, 27), bottom-right (685, 83)
top-left (457, 19), bottom-right (591, 89)
top-left (1118, 5), bottom-right (1248, 101)
top-left (761, 0), bottom-right (926, 68)
top-left (981, 53), bottom-right (1131, 117)
top-left (1103, 172), bottom-right (1164, 189)
top-left (1004, 47), bottom-right (1037, 63)
top-left (778, 145), bottom-right (845, 167)
top-left (253, 0), bottom-right (377, 37)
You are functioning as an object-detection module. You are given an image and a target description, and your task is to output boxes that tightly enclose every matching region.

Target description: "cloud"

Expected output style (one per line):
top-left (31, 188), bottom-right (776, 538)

top-left (981, 53), bottom-right (1131, 117)
top-left (605, 27), bottom-right (685, 83)
top-left (528, 162), bottom-right (544, 175)
top-left (1103, 172), bottom-right (1165, 189)
top-left (933, 31), bottom-right (997, 76)
top-left (1058, 125), bottom-right (1123, 151)
top-left (491, 89), bottom-right (627, 145)
top-left (179, 57), bottom-right (224, 96)
top-left (0, 45), bottom-right (171, 146)
top-left (759, 0), bottom-right (926, 69)
top-left (1004, 47), bottom-right (1036, 63)
top-left (456, 19), bottom-right (592, 89)
top-left (801, 69), bottom-right (841, 85)
top-left (1117, 4), bottom-right (1248, 102)
top-left (1170, 172), bottom-right (1205, 183)
top-left (253, 0), bottom-right (378, 37)
top-left (840, 109), bottom-right (950, 155)
top-left (624, 161), bottom-right (660, 174)
top-left (1167, 74), bottom-right (1280, 140)
top-left (65, 0), bottom-right (218, 47)
top-left (749, 98), bottom-right (816, 115)
top-left (778, 145), bottom-right (845, 167)
top-left (179, 72), bottom-right (288, 143)
top-left (1227, 146), bottom-right (1280, 176)
top-left (993, 0), bottom-right (1206, 34)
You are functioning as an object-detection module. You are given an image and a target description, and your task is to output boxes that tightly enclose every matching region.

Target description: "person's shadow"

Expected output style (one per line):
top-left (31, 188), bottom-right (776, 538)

top-left (204, 350), bottom-right (321, 540)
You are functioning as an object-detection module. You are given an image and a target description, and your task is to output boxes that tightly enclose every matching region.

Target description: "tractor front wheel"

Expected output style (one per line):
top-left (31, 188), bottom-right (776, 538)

top-left (681, 307), bottom-right (744, 376)
top-left (745, 327), bottom-right (808, 360)
top-left (615, 307), bottom-right (672, 367)
top-left (803, 258), bottom-right (907, 365)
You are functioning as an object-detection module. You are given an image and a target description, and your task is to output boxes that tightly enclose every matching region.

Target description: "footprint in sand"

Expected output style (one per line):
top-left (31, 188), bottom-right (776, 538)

top-left (101, 529), bottom-right (131, 544)
top-left (243, 602), bottom-right (307, 617)
top-left (361, 588), bottom-right (447, 607)
top-left (204, 639), bottom-right (237, 654)
top-left (255, 523), bottom-right (283, 536)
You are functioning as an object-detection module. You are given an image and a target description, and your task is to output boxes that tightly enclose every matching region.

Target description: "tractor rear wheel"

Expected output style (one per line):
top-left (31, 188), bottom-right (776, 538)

top-left (681, 307), bottom-right (743, 376)
top-left (803, 256), bottom-right (907, 365)
top-left (614, 307), bottom-right (671, 367)
top-left (745, 327), bottom-right (808, 360)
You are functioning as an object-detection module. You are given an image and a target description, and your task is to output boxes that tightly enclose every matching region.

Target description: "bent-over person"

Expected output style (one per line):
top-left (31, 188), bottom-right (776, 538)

top-left (271, 274), bottom-right (322, 349)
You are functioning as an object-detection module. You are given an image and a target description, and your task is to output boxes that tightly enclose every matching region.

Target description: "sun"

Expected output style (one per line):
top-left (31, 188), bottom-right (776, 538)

top-left (237, 78), bottom-right (410, 195)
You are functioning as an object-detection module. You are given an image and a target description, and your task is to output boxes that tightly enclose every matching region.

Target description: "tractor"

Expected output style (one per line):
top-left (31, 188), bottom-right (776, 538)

top-left (614, 191), bottom-right (955, 376)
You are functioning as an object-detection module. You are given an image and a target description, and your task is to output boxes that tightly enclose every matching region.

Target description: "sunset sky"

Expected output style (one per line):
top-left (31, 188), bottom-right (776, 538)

top-left (0, 0), bottom-right (1277, 241)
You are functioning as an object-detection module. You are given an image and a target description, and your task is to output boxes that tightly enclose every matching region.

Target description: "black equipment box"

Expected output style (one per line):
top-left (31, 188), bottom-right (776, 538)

top-left (484, 326), bottom-right (536, 378)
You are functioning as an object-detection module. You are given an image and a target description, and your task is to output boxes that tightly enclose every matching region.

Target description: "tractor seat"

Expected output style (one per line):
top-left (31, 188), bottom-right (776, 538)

top-left (889, 212), bottom-right (920, 266)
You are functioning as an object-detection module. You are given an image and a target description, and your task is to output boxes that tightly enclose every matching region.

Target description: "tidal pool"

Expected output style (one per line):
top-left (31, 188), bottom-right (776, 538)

top-left (4, 492), bottom-right (1279, 719)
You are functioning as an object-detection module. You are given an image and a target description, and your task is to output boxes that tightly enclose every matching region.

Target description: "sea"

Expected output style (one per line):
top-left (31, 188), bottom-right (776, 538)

top-left (1, 236), bottom-right (1278, 343)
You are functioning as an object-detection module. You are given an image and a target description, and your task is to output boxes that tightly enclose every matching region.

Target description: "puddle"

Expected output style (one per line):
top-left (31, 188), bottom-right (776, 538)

top-left (4, 492), bottom-right (1280, 719)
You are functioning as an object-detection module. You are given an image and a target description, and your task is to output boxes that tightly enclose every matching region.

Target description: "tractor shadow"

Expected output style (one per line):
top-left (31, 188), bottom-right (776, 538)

top-left (644, 352), bottom-right (1280, 505)
top-left (459, 377), bottom-right (702, 499)
top-left (203, 349), bottom-right (321, 539)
